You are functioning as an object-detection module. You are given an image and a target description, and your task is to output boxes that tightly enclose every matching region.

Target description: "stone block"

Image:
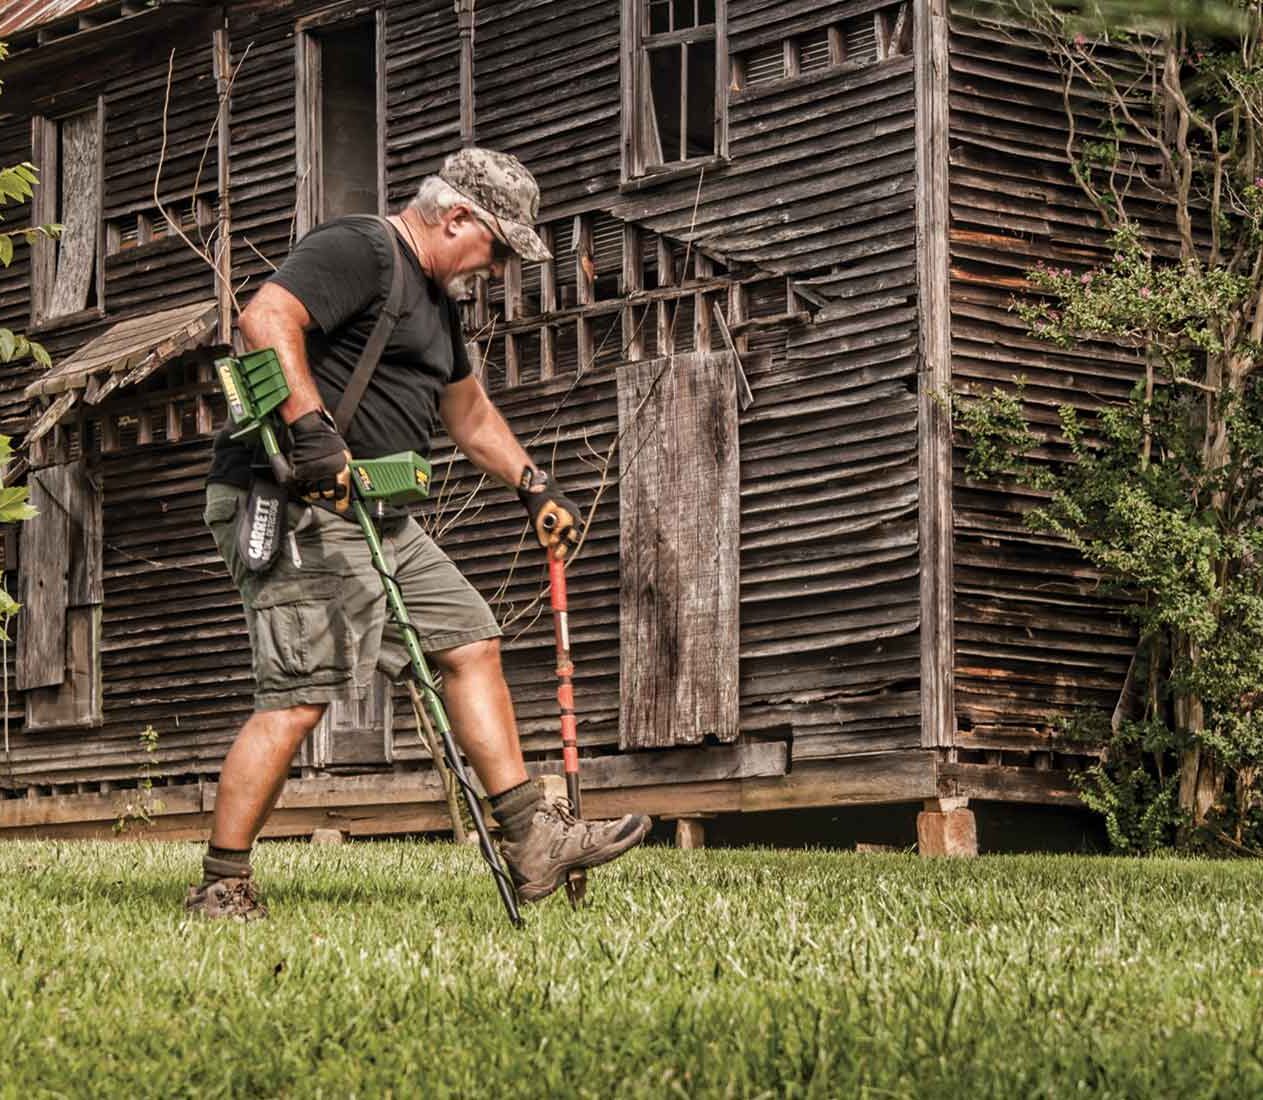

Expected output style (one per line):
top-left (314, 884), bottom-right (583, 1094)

top-left (310, 827), bottom-right (345, 845)
top-left (917, 808), bottom-right (978, 857)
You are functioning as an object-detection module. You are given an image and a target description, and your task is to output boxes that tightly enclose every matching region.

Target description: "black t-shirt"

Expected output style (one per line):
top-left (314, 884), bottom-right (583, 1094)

top-left (207, 215), bottom-right (471, 487)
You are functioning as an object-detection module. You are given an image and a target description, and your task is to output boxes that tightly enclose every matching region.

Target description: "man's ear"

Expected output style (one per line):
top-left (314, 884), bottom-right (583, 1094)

top-left (445, 204), bottom-right (473, 239)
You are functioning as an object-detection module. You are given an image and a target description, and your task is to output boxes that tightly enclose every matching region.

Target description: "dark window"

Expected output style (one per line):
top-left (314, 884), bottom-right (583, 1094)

top-left (316, 20), bottom-right (379, 219)
top-left (625, 0), bottom-right (725, 178)
top-left (296, 11), bottom-right (382, 234)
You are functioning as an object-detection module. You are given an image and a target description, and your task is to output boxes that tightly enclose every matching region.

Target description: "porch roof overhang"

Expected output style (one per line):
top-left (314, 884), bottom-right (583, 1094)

top-left (24, 300), bottom-right (220, 444)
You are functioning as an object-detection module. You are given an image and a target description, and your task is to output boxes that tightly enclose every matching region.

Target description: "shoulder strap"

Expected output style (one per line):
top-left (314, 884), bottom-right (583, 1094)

top-left (333, 215), bottom-right (407, 435)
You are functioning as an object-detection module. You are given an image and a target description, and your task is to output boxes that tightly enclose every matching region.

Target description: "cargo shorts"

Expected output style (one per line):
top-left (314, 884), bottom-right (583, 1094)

top-left (204, 482), bottom-right (502, 711)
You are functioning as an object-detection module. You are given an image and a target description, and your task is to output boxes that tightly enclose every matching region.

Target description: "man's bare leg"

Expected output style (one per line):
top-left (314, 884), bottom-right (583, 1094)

top-left (187, 703), bottom-right (326, 919)
top-left (431, 636), bottom-right (650, 902)
top-left (210, 703), bottom-right (327, 849)
top-left (431, 638), bottom-right (527, 796)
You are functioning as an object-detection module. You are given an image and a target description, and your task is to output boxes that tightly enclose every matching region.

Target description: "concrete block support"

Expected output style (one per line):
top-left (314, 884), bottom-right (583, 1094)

top-left (310, 827), bottom-right (345, 845)
top-left (675, 818), bottom-right (706, 849)
top-left (917, 798), bottom-right (977, 857)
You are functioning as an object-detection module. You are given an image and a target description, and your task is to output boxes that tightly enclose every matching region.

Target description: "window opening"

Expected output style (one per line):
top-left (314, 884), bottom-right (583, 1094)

top-left (317, 19), bottom-right (379, 219)
top-left (296, 10), bottom-right (384, 234)
top-left (626, 0), bottom-right (726, 178)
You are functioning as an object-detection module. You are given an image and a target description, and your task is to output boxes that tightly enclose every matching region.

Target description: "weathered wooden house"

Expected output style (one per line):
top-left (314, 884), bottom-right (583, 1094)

top-left (0, 0), bottom-right (1130, 847)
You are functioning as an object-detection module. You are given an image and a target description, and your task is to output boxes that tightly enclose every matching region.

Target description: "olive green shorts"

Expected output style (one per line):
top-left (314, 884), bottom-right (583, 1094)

top-left (204, 482), bottom-right (502, 711)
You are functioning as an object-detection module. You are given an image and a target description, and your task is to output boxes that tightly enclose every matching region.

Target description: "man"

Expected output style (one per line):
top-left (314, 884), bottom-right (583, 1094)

top-left (186, 148), bottom-right (650, 920)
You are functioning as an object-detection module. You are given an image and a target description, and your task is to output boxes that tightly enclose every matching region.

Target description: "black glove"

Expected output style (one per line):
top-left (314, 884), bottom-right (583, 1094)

top-left (517, 466), bottom-right (582, 559)
top-left (289, 409), bottom-right (351, 511)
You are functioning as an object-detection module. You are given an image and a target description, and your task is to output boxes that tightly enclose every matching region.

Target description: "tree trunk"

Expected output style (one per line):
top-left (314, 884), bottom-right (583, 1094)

top-left (1172, 636), bottom-right (1222, 833)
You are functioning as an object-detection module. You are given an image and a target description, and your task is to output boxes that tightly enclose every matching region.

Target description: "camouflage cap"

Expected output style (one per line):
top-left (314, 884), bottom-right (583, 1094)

top-left (439, 148), bottom-right (552, 263)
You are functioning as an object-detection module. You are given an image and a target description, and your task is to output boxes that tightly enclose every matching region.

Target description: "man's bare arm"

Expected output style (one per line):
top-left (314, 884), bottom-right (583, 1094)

top-left (238, 283), bottom-right (324, 426)
top-left (439, 375), bottom-right (533, 487)
top-left (440, 376), bottom-right (582, 556)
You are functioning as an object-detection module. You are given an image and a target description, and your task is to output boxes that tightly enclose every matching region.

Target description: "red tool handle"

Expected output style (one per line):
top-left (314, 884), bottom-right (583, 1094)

top-left (548, 549), bottom-right (582, 814)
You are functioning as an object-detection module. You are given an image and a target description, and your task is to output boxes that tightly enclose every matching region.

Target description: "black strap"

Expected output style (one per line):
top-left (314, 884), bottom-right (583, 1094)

top-left (333, 215), bottom-right (407, 435)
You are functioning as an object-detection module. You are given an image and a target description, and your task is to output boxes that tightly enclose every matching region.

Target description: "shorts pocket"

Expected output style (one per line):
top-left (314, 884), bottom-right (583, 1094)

top-left (204, 489), bottom-right (247, 589)
top-left (249, 575), bottom-right (352, 686)
top-left (204, 492), bottom-right (239, 527)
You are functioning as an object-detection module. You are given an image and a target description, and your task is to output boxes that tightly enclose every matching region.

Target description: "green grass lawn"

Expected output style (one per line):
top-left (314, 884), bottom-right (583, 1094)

top-left (3, 841), bottom-right (1263, 1099)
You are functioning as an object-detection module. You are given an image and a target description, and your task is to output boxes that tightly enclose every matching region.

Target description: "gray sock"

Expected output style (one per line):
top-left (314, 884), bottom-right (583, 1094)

top-left (202, 844), bottom-right (252, 886)
top-left (490, 780), bottom-right (542, 842)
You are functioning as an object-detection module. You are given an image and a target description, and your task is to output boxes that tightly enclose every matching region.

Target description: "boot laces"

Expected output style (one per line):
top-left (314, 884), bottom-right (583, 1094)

top-left (544, 796), bottom-right (580, 828)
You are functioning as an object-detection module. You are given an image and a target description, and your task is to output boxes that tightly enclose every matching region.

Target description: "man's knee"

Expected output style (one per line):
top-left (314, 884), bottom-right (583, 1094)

top-left (434, 637), bottom-right (501, 675)
top-left (252, 702), bottom-right (326, 745)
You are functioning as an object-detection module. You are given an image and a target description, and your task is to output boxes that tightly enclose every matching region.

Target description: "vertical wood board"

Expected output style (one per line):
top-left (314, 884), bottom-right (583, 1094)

top-left (618, 352), bottom-right (740, 749)
top-left (25, 606), bottom-right (103, 732)
top-left (16, 466), bottom-right (71, 691)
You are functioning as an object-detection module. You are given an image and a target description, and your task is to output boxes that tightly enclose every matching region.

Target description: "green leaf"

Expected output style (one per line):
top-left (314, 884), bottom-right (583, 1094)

top-left (0, 166), bottom-right (32, 205)
top-left (0, 589), bottom-right (20, 620)
top-left (31, 340), bottom-right (51, 369)
top-left (0, 232), bottom-right (13, 267)
top-left (0, 328), bottom-right (14, 363)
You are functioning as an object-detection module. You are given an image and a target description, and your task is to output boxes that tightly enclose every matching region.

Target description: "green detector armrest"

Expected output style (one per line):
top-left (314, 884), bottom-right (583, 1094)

top-left (350, 453), bottom-right (432, 505)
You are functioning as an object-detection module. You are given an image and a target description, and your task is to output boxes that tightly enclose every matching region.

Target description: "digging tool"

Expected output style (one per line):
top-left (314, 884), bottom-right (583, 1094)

top-left (542, 519), bottom-right (587, 907)
top-left (214, 348), bottom-right (523, 928)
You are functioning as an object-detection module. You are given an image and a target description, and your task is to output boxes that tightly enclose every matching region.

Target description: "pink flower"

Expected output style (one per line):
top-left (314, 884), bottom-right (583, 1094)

top-left (1062, 268), bottom-right (1072, 277)
top-left (1074, 32), bottom-right (1087, 47)
top-left (1081, 273), bottom-right (1092, 284)
top-left (1139, 287), bottom-right (1152, 298)
top-left (1255, 177), bottom-right (1263, 188)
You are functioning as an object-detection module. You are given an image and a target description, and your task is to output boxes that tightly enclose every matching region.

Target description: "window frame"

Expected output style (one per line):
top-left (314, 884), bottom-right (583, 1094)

top-left (30, 97), bottom-right (106, 332)
top-left (294, 2), bottom-right (387, 237)
top-left (621, 0), bottom-right (728, 184)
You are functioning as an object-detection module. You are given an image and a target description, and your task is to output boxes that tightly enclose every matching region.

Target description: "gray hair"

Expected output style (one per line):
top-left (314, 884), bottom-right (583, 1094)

top-left (408, 176), bottom-right (468, 224)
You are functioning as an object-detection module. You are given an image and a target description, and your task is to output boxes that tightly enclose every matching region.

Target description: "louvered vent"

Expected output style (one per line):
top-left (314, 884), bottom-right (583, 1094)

top-left (743, 42), bottom-right (785, 87)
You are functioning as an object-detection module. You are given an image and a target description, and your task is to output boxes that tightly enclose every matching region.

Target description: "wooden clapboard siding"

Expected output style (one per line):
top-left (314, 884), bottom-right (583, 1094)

top-left (101, 33), bottom-right (223, 324)
top-left (383, 0), bottom-right (461, 203)
top-left (617, 353), bottom-right (741, 749)
top-left (738, 283), bottom-right (921, 758)
top-left (610, 54), bottom-right (915, 272)
top-left (0, 114), bottom-right (43, 433)
top-left (392, 371), bottom-right (626, 762)
top-left (0, 21), bottom-right (217, 435)
top-left (473, 0), bottom-right (622, 213)
top-left (0, 437), bottom-right (253, 787)
top-left (729, 0), bottom-right (895, 52)
top-left (226, 11), bottom-right (300, 289)
top-left (947, 7), bottom-right (1141, 744)
top-left (100, 44), bottom-right (218, 221)
top-left (724, 17), bottom-right (920, 759)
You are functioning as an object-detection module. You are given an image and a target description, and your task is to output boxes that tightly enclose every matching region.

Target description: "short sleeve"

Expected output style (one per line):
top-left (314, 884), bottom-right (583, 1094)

top-left (446, 298), bottom-right (472, 384)
top-left (268, 220), bottom-right (383, 335)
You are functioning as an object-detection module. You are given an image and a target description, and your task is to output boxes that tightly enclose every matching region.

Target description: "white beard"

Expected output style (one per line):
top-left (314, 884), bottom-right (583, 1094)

top-left (444, 267), bottom-right (494, 299)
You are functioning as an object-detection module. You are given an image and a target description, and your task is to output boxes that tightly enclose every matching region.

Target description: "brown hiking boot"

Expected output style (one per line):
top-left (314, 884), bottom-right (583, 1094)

top-left (500, 797), bottom-right (651, 903)
top-left (184, 873), bottom-right (269, 921)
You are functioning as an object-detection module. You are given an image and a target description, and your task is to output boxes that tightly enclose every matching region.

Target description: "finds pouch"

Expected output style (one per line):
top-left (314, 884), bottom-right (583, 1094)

top-left (236, 473), bottom-right (288, 573)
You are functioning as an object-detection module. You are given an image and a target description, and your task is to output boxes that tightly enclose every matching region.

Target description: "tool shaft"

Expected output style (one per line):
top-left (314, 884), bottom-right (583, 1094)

top-left (354, 498), bottom-right (523, 928)
top-left (548, 552), bottom-right (582, 814)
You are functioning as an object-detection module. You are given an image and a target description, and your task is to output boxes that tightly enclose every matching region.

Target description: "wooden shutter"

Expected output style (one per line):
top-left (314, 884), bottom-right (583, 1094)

top-left (19, 460), bottom-right (103, 729)
top-left (16, 466), bottom-right (71, 691)
top-left (618, 351), bottom-right (740, 749)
